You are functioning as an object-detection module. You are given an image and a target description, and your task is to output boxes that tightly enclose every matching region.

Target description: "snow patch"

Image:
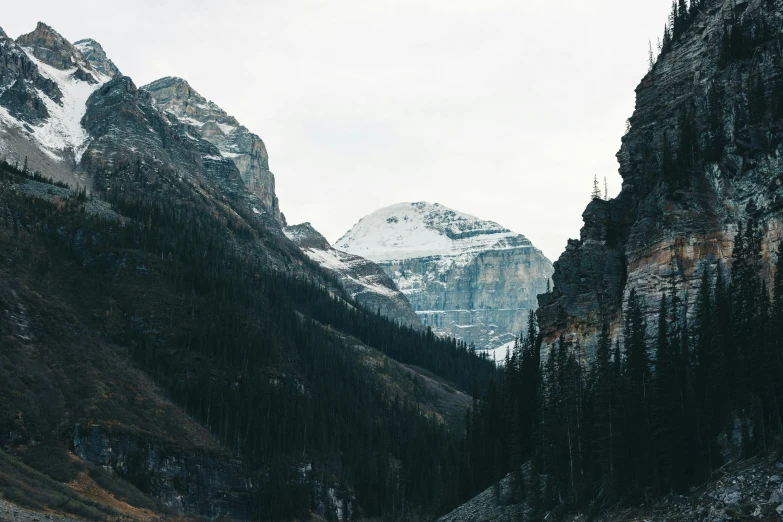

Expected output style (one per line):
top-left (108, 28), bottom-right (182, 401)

top-left (478, 340), bottom-right (516, 366)
top-left (336, 201), bottom-right (531, 263)
top-left (21, 48), bottom-right (108, 163)
top-left (217, 122), bottom-right (236, 135)
top-left (301, 247), bottom-right (398, 298)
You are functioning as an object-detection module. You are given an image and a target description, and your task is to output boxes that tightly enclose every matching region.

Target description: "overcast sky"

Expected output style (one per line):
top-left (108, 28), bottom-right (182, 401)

top-left (6, 0), bottom-right (671, 261)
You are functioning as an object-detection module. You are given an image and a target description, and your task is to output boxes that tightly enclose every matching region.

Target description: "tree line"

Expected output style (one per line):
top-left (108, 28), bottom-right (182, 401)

top-left (462, 219), bottom-right (783, 514)
top-left (0, 159), bottom-right (499, 519)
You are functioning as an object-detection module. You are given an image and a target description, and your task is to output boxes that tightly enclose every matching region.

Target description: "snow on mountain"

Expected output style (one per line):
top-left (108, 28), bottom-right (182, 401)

top-left (337, 202), bottom-right (553, 351)
top-left (336, 202), bottom-right (528, 264)
top-left (284, 222), bottom-right (421, 327)
top-left (0, 23), bottom-right (109, 167)
top-left (18, 50), bottom-right (109, 162)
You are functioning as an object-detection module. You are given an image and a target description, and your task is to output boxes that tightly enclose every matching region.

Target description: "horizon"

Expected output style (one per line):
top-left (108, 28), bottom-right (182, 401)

top-left (4, 0), bottom-right (672, 262)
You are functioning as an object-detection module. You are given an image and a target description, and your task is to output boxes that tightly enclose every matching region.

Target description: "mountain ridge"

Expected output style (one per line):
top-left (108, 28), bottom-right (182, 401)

top-left (285, 221), bottom-right (422, 328)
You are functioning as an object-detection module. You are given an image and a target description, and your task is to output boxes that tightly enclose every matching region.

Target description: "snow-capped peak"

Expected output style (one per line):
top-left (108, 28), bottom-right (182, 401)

top-left (18, 48), bottom-right (109, 162)
top-left (336, 202), bottom-right (532, 263)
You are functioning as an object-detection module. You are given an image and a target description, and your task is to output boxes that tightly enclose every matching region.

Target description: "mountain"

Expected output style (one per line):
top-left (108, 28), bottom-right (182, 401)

top-left (337, 201), bottom-right (553, 351)
top-left (0, 22), bottom-right (500, 521)
top-left (537, 0), bottom-right (783, 356)
top-left (142, 76), bottom-right (285, 226)
top-left (284, 222), bottom-right (421, 327)
top-left (74, 38), bottom-right (121, 78)
top-left (0, 23), bottom-right (109, 185)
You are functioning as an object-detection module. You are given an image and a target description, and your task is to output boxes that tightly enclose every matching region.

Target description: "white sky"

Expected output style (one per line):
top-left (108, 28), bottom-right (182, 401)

top-left (5, 0), bottom-right (671, 261)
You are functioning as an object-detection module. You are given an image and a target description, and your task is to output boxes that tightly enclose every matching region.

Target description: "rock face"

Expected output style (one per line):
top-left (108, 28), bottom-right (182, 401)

top-left (0, 22), bottom-right (109, 183)
top-left (16, 22), bottom-right (97, 79)
top-left (337, 202), bottom-right (553, 351)
top-left (537, 0), bottom-right (783, 356)
top-left (442, 455), bottom-right (783, 521)
top-left (0, 26), bottom-right (288, 232)
top-left (73, 425), bottom-right (254, 520)
top-left (142, 76), bottom-right (285, 226)
top-left (74, 38), bottom-right (121, 78)
top-left (285, 222), bottom-right (421, 328)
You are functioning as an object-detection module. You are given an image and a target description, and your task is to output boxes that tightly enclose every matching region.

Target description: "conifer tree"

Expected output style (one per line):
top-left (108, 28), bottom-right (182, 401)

top-left (621, 289), bottom-right (653, 496)
top-left (592, 175), bottom-right (602, 200)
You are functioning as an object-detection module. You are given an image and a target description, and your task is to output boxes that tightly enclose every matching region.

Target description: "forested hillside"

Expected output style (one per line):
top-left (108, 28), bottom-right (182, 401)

top-left (0, 160), bottom-right (499, 520)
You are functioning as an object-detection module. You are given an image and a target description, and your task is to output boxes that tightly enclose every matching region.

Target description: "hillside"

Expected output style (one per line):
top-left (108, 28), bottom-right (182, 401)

top-left (0, 21), bottom-right (501, 520)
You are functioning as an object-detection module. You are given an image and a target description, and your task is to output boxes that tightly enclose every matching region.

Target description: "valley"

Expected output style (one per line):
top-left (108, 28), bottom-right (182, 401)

top-left (3, 0), bottom-right (783, 520)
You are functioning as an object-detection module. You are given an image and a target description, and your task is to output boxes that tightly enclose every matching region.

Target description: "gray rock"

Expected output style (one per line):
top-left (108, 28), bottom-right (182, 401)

top-left (284, 222), bottom-right (422, 327)
top-left (721, 487), bottom-right (741, 504)
top-left (74, 38), bottom-right (121, 78)
top-left (537, 0), bottom-right (783, 360)
top-left (142, 76), bottom-right (285, 226)
top-left (16, 22), bottom-right (98, 80)
top-left (338, 202), bottom-right (553, 351)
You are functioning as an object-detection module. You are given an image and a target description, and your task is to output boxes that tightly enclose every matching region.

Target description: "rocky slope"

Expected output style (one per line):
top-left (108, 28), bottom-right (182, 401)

top-left (0, 23), bottom-right (109, 185)
top-left (0, 23), bottom-right (343, 519)
top-left (338, 202), bottom-right (553, 351)
top-left (142, 76), bottom-right (285, 226)
top-left (284, 222), bottom-right (421, 327)
top-left (0, 22), bottom-right (499, 521)
top-left (440, 454), bottom-right (783, 521)
top-left (538, 0), bottom-right (783, 356)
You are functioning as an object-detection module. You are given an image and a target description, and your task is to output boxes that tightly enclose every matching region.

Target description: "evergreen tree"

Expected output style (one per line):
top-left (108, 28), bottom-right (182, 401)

top-left (592, 174), bottom-right (603, 200)
top-left (620, 290), bottom-right (653, 496)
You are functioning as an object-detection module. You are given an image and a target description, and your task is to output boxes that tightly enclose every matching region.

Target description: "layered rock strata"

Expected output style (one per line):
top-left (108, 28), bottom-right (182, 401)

top-left (338, 202), bottom-right (553, 351)
top-left (537, 0), bottom-right (783, 356)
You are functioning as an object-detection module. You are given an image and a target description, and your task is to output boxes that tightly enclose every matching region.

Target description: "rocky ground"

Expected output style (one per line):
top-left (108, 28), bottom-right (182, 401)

top-left (0, 499), bottom-right (85, 522)
top-left (441, 454), bottom-right (783, 521)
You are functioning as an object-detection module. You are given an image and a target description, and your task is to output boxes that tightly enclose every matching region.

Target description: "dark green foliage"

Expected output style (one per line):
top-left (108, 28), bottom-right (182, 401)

top-left (659, 0), bottom-right (702, 59)
top-left (461, 221), bottom-right (783, 514)
top-left (720, 14), bottom-right (775, 68)
top-left (0, 160), bottom-right (501, 519)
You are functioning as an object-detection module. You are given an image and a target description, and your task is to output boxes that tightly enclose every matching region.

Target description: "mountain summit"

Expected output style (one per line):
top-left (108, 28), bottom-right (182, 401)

top-left (74, 38), bottom-right (121, 78)
top-left (143, 76), bottom-right (285, 226)
top-left (338, 202), bottom-right (553, 352)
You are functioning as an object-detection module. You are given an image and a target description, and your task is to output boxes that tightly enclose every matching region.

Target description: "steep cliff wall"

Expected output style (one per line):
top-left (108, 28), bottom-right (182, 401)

top-left (538, 0), bottom-right (783, 355)
top-left (142, 76), bottom-right (286, 226)
top-left (338, 202), bottom-right (553, 351)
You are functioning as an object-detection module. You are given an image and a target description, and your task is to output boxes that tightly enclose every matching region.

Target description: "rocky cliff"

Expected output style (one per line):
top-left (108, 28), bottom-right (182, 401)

top-left (537, 0), bottom-right (783, 356)
top-left (338, 202), bottom-right (553, 351)
top-left (142, 76), bottom-right (285, 226)
top-left (74, 38), bottom-right (121, 79)
top-left (285, 222), bottom-right (421, 327)
top-left (0, 23), bottom-right (108, 184)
